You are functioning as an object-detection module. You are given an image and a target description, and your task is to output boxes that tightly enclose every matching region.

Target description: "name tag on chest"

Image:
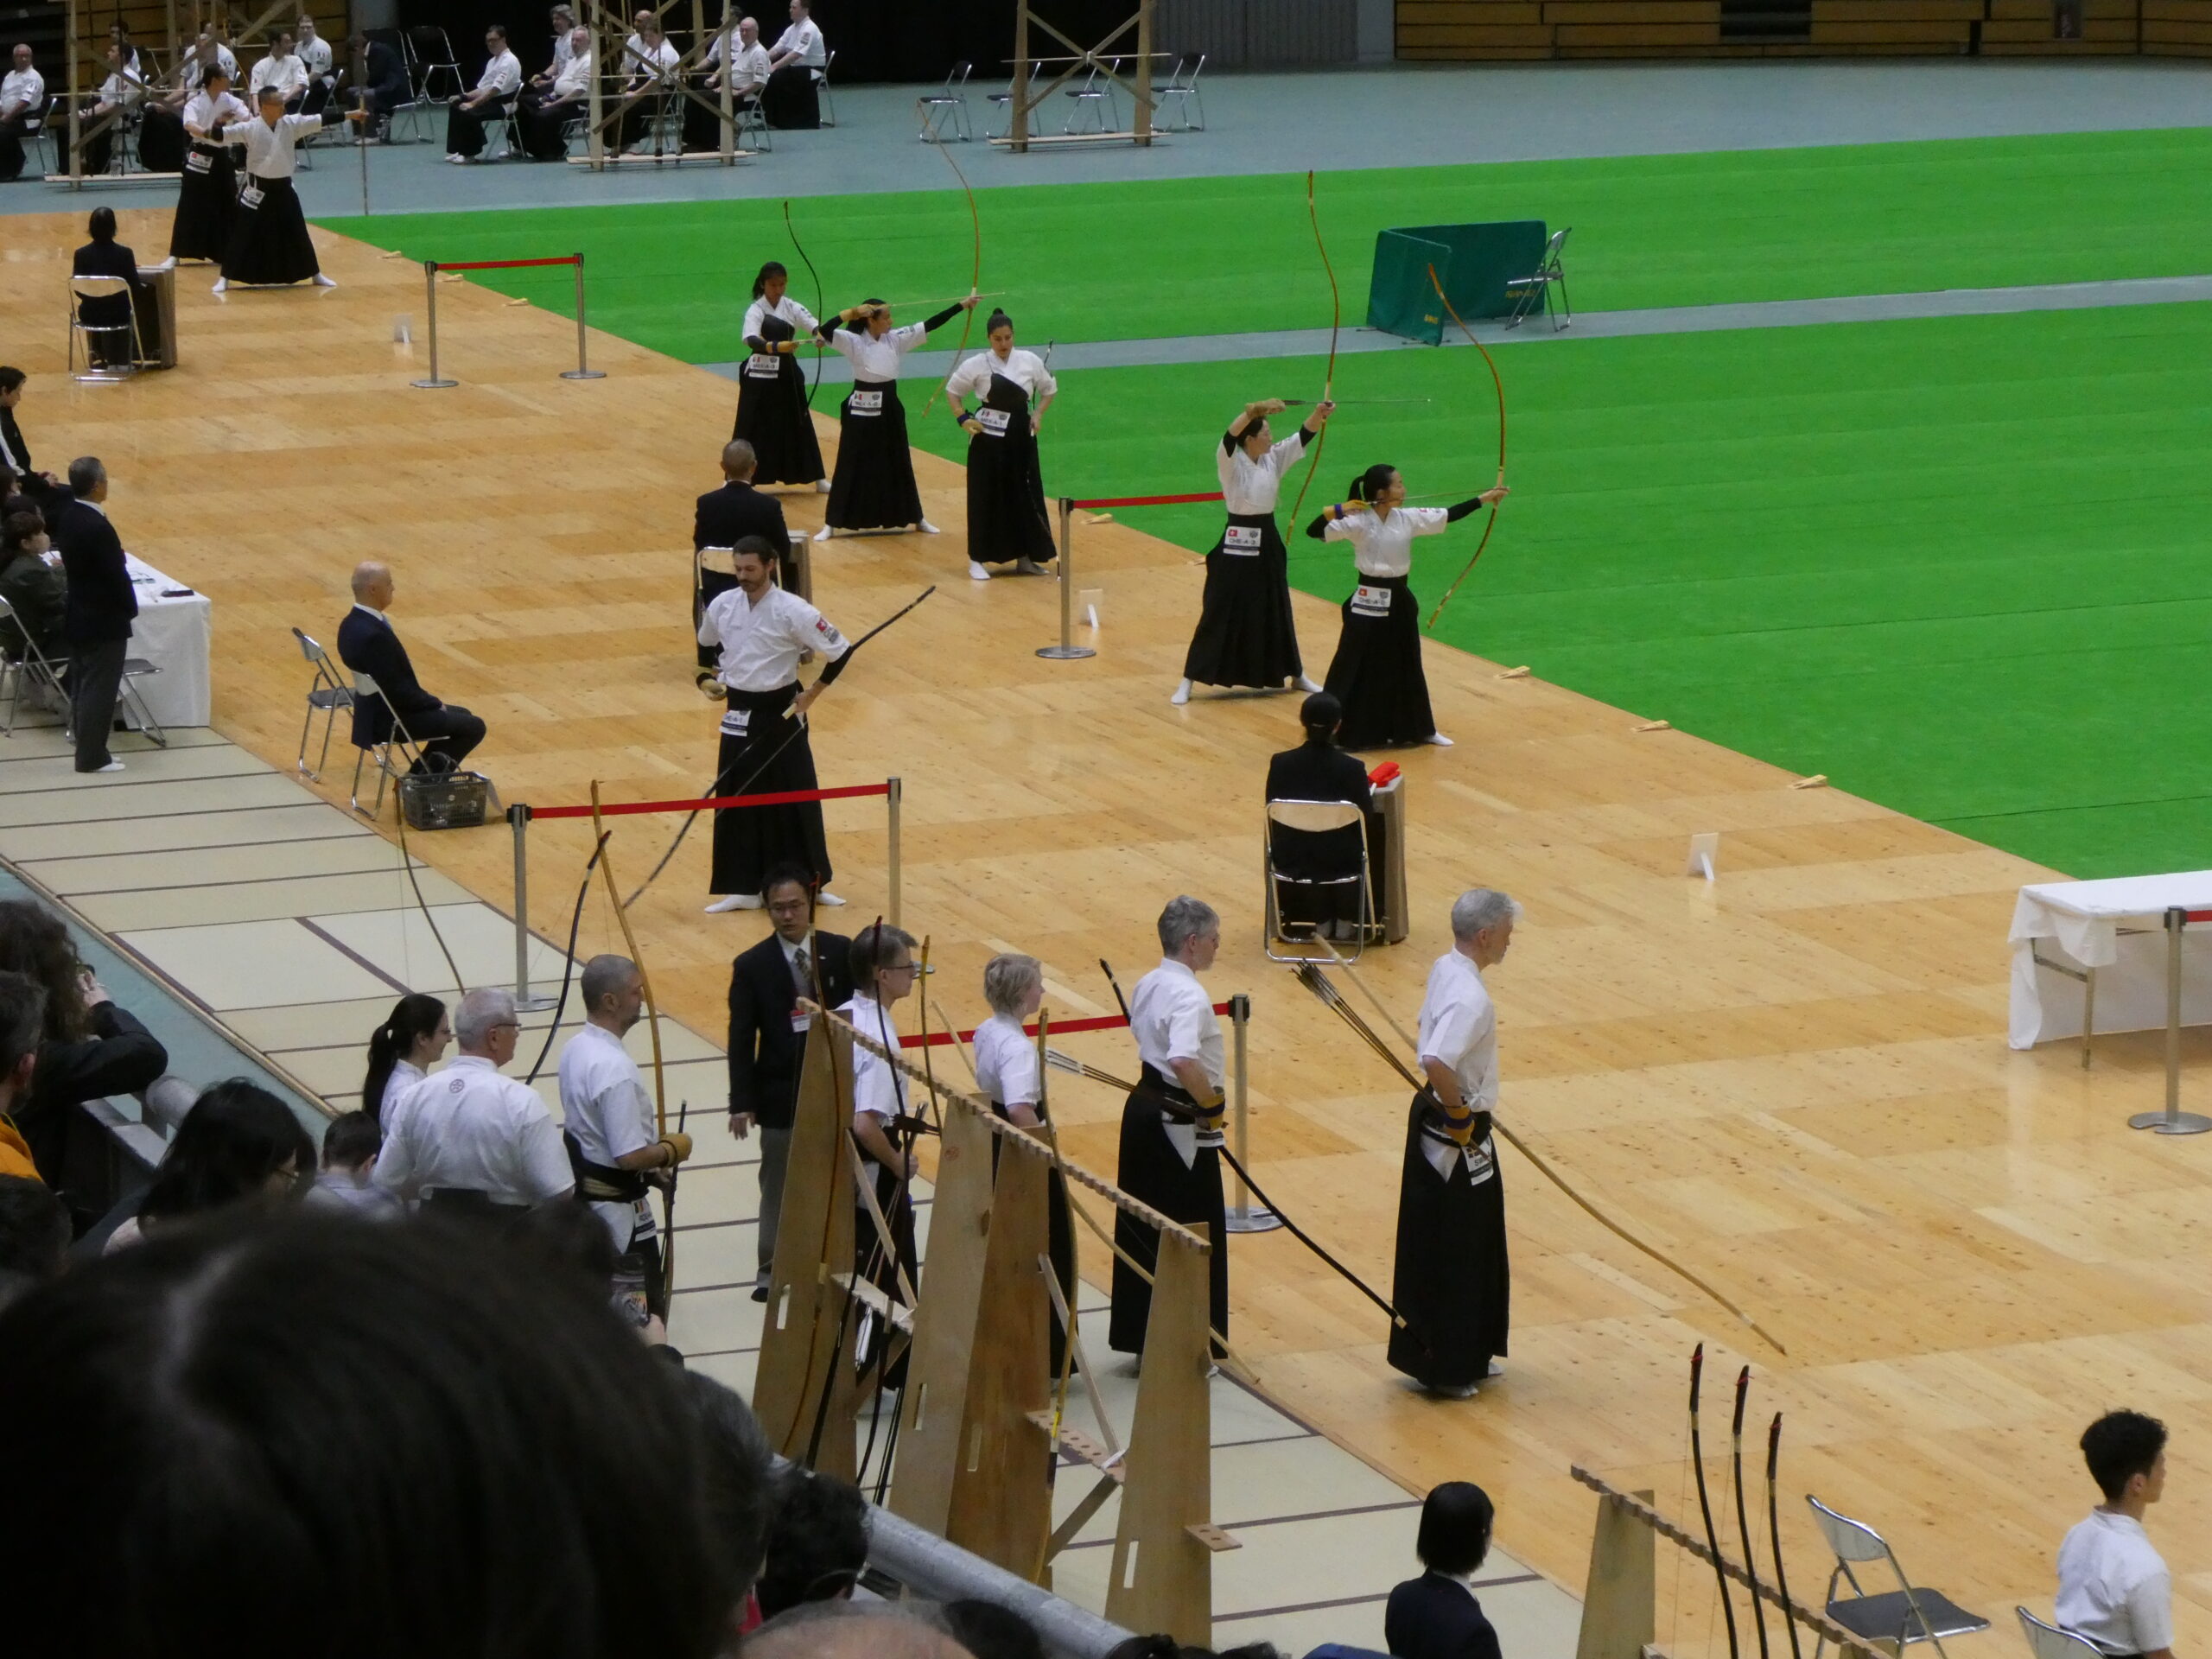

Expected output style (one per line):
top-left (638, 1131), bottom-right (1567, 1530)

top-left (719, 707), bottom-right (752, 737)
top-left (1223, 524), bottom-right (1263, 554)
top-left (186, 149), bottom-right (212, 173)
top-left (976, 407), bottom-right (1012, 436)
top-left (745, 353), bottom-right (782, 378)
top-left (1351, 583), bottom-right (1393, 617)
top-left (848, 389), bottom-right (884, 416)
top-left (790, 1010), bottom-right (811, 1033)
top-left (238, 182), bottom-right (266, 208)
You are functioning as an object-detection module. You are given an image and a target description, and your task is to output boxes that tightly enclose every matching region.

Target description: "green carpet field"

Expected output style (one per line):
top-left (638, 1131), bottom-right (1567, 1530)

top-left (329, 131), bottom-right (2212, 880)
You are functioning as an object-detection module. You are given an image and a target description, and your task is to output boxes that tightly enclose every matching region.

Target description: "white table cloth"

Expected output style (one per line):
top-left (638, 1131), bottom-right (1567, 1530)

top-left (123, 554), bottom-right (211, 728)
top-left (2008, 872), bottom-right (2212, 1047)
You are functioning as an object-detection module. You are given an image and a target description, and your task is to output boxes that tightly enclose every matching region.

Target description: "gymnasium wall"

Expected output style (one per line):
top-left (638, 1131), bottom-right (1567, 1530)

top-left (1397, 0), bottom-right (2212, 58)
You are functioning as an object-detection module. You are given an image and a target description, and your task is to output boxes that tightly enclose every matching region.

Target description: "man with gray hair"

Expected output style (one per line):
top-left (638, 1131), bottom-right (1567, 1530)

top-left (558, 955), bottom-right (694, 1315)
top-left (1392, 887), bottom-right (1521, 1398)
top-left (1109, 895), bottom-right (1230, 1357)
top-left (375, 988), bottom-right (573, 1212)
top-left (53, 456), bottom-right (136, 773)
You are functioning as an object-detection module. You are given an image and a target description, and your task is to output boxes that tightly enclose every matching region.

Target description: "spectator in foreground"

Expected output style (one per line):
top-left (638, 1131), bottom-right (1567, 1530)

top-left (754, 1470), bottom-right (868, 1618)
top-left (305, 1109), bottom-right (398, 1217)
top-left (361, 990), bottom-right (449, 1125)
top-left (2057, 1410), bottom-right (2176, 1659)
top-left (0, 1214), bottom-right (750, 1658)
top-left (107, 1078), bottom-right (315, 1250)
top-left (943, 1600), bottom-right (1047, 1659)
top-left (1385, 1481), bottom-right (1503, 1659)
top-left (0, 969), bottom-right (45, 1180)
top-left (746, 1600), bottom-right (970, 1659)
top-left (0, 899), bottom-right (166, 1200)
top-left (0, 1172), bottom-right (67, 1308)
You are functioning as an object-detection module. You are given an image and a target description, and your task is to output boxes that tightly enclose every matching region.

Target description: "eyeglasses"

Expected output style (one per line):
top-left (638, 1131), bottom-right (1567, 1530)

top-left (882, 961), bottom-right (918, 975)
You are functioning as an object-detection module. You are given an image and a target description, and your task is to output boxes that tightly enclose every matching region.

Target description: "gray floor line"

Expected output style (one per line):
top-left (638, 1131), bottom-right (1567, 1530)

top-left (702, 272), bottom-right (2212, 385)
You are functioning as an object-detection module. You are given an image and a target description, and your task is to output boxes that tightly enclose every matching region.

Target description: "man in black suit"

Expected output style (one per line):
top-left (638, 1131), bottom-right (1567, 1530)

top-left (335, 561), bottom-right (486, 772)
top-left (1264, 690), bottom-right (1376, 935)
top-left (693, 437), bottom-right (792, 679)
top-left (52, 457), bottom-right (136, 773)
top-left (727, 863), bottom-right (851, 1300)
top-left (334, 33), bottom-right (410, 140)
top-left (71, 207), bottom-right (143, 365)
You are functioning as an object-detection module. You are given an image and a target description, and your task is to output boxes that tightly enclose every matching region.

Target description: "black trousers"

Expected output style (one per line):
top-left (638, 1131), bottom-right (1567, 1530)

top-left (404, 702), bottom-right (486, 771)
top-left (67, 637), bottom-right (127, 772)
top-left (446, 96), bottom-right (507, 157)
top-left (0, 115), bottom-right (35, 182)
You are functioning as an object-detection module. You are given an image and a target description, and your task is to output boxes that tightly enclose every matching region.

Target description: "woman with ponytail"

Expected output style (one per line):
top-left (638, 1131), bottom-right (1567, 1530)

top-left (1306, 466), bottom-right (1506, 749)
top-left (732, 261), bottom-right (828, 489)
top-left (360, 993), bottom-right (450, 1127)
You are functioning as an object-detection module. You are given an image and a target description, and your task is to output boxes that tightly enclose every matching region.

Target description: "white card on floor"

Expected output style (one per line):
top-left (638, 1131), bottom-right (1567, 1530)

top-left (1685, 831), bottom-right (1719, 882)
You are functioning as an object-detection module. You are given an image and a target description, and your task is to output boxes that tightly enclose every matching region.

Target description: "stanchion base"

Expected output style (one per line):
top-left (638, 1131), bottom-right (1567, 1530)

top-left (1224, 1207), bottom-right (1285, 1234)
top-left (560, 369), bottom-right (607, 380)
top-left (410, 378), bottom-right (458, 390)
top-left (2128, 1110), bottom-right (2212, 1135)
top-left (515, 993), bottom-right (560, 1013)
top-left (1036, 645), bottom-right (1097, 660)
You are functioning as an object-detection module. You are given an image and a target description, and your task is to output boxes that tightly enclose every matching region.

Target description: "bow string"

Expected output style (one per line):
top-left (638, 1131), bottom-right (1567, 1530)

top-left (783, 198), bottom-right (825, 411)
top-left (1421, 262), bottom-right (1509, 634)
top-left (920, 140), bottom-right (982, 416)
top-left (1286, 168), bottom-right (1341, 534)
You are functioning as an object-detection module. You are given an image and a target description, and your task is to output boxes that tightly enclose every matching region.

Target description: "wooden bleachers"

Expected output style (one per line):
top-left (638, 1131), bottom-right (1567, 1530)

top-left (1399, 0), bottom-right (2210, 57)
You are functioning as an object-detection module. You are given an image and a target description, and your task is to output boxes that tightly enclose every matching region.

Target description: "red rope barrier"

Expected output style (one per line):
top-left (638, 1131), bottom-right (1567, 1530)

top-left (430, 256), bottom-right (582, 273)
top-left (899, 1002), bottom-right (1233, 1048)
top-left (531, 782), bottom-right (891, 821)
top-left (1066, 491), bottom-right (1224, 510)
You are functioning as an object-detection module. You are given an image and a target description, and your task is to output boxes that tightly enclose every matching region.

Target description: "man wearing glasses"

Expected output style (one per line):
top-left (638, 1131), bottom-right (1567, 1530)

top-left (375, 988), bottom-right (573, 1212)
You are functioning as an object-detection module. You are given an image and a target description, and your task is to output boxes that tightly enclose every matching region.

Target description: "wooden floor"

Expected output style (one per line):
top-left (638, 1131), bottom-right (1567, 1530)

top-left (11, 207), bottom-right (2212, 1656)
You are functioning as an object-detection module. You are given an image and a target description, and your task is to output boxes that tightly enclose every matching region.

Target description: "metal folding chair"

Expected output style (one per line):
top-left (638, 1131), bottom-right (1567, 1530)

top-left (1806, 1497), bottom-right (1989, 1659)
top-left (2016, 1609), bottom-right (2106, 1659)
top-left (290, 626), bottom-right (355, 780)
top-left (406, 26), bottom-right (464, 100)
top-left (1154, 52), bottom-right (1205, 132)
top-left (67, 275), bottom-right (145, 381)
top-left (0, 595), bottom-right (64, 734)
top-left (0, 596), bottom-right (165, 747)
top-left (1505, 226), bottom-right (1573, 332)
top-left (917, 60), bottom-right (971, 143)
top-left (1063, 56), bottom-right (1120, 134)
top-left (983, 79), bottom-right (1016, 140)
top-left (735, 95), bottom-right (771, 152)
top-left (1263, 799), bottom-right (1372, 963)
top-left (348, 671), bottom-right (423, 818)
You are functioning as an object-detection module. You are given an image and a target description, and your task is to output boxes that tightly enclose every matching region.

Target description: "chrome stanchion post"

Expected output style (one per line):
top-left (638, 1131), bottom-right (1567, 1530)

top-left (2131, 906), bottom-right (2212, 1134)
top-left (509, 804), bottom-right (556, 1010)
top-left (412, 261), bottom-right (456, 389)
top-left (887, 776), bottom-right (902, 926)
top-left (562, 251), bottom-right (607, 380)
top-left (1224, 992), bottom-right (1281, 1232)
top-left (1037, 497), bottom-right (1096, 661)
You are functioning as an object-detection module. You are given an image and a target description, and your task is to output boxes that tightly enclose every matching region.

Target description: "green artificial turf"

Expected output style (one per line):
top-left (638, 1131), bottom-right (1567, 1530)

top-left (896, 303), bottom-right (2212, 880)
top-left (322, 125), bottom-right (2212, 364)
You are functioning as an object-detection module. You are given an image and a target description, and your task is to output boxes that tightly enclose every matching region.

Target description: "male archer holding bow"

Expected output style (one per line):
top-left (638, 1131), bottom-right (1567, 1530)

top-left (1394, 887), bottom-right (1521, 1398)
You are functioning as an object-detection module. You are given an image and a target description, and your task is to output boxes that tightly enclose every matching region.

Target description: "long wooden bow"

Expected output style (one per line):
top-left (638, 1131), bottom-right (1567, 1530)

top-left (782, 197), bottom-right (825, 411)
top-left (919, 140), bottom-right (982, 417)
top-left (1421, 262), bottom-right (1509, 634)
top-left (1285, 168), bottom-right (1341, 535)
top-left (588, 783), bottom-right (674, 1285)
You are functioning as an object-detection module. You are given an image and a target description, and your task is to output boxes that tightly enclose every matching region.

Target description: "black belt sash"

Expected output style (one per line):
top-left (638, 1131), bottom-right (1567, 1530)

top-left (564, 1129), bottom-right (650, 1203)
top-left (1140, 1060), bottom-right (1224, 1147)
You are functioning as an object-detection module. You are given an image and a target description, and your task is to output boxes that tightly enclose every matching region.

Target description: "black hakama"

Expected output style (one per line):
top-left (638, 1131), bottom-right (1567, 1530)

top-left (854, 1128), bottom-right (918, 1390)
top-left (965, 372), bottom-right (1055, 569)
top-left (219, 174), bottom-right (321, 286)
top-left (761, 63), bottom-right (818, 129)
top-left (709, 682), bottom-right (832, 896)
top-left (1108, 1065), bottom-right (1229, 1357)
top-left (988, 1103), bottom-right (1079, 1376)
top-left (733, 315), bottom-right (826, 486)
top-left (169, 142), bottom-right (238, 260)
top-left (446, 96), bottom-right (506, 158)
top-left (1323, 573), bottom-right (1435, 749)
top-left (1183, 512), bottom-right (1303, 689)
top-left (824, 377), bottom-right (922, 532)
top-left (1387, 1096), bottom-right (1509, 1390)
top-left (138, 107), bottom-right (185, 173)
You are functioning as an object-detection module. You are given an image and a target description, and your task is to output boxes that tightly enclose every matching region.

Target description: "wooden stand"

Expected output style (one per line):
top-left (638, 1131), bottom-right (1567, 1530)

top-left (581, 0), bottom-right (748, 171)
top-left (997, 1), bottom-right (1159, 152)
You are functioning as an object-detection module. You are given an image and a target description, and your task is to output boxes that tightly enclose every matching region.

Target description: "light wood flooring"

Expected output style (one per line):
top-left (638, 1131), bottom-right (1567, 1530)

top-left (9, 207), bottom-right (2211, 1659)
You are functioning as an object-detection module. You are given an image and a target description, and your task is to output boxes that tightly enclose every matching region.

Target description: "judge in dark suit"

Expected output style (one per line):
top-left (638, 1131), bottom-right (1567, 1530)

top-left (0, 367), bottom-right (64, 518)
top-left (1386, 1482), bottom-right (1504, 1659)
top-left (1264, 690), bottom-right (1376, 933)
top-left (693, 437), bottom-right (792, 677)
top-left (71, 207), bottom-right (141, 363)
top-left (335, 561), bottom-right (486, 772)
top-left (334, 34), bottom-right (410, 138)
top-left (727, 862), bottom-right (851, 1300)
top-left (52, 457), bottom-right (136, 774)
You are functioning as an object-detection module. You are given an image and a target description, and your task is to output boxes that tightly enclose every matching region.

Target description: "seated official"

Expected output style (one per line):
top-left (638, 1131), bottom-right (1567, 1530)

top-left (761, 0), bottom-right (825, 130)
top-left (296, 18), bottom-right (336, 111)
top-left (0, 45), bottom-right (45, 184)
top-left (614, 16), bottom-right (680, 154)
top-left (335, 560), bottom-right (486, 773)
top-left (1387, 1483), bottom-right (1504, 1659)
top-left (1265, 690), bottom-right (1376, 933)
top-left (332, 33), bottom-right (410, 141)
top-left (444, 24), bottom-right (521, 163)
top-left (71, 207), bottom-right (142, 363)
top-left (519, 25), bottom-right (592, 160)
top-left (0, 509), bottom-right (66, 663)
top-left (76, 44), bottom-right (143, 176)
top-left (249, 31), bottom-right (310, 111)
top-left (688, 13), bottom-right (769, 149)
top-left (694, 438), bottom-right (793, 677)
top-left (530, 6), bottom-right (577, 92)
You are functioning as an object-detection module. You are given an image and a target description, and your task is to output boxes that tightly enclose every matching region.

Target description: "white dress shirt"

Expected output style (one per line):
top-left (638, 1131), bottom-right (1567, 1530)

top-left (974, 1012), bottom-right (1040, 1113)
top-left (772, 18), bottom-right (826, 69)
top-left (250, 52), bottom-right (308, 101)
top-left (373, 1054), bottom-right (574, 1207)
top-left (839, 992), bottom-right (904, 1122)
top-left (1130, 957), bottom-right (1223, 1166)
top-left (1217, 426), bottom-right (1310, 517)
top-left (471, 48), bottom-right (522, 99)
top-left (559, 1021), bottom-right (658, 1250)
top-left (622, 34), bottom-right (679, 82)
top-left (551, 50), bottom-right (594, 99)
top-left (742, 293), bottom-right (820, 373)
top-left (377, 1057), bottom-right (427, 1129)
top-left (1416, 948), bottom-right (1499, 1180)
top-left (549, 30), bottom-right (575, 69)
top-left (2056, 1510), bottom-right (2173, 1656)
top-left (715, 39), bottom-right (771, 92)
top-left (829, 320), bottom-right (930, 388)
top-left (182, 47), bottom-right (239, 91)
top-left (225, 110), bottom-right (324, 179)
top-left (944, 349), bottom-right (1057, 428)
top-left (184, 89), bottom-right (250, 140)
top-left (298, 35), bottom-right (334, 79)
top-left (696, 583), bottom-right (849, 694)
top-left (1321, 504), bottom-right (1452, 579)
top-left (1, 67), bottom-right (44, 121)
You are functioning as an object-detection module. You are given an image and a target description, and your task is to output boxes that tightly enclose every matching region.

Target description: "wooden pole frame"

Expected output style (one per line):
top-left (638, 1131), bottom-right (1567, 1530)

top-left (577, 0), bottom-right (746, 169)
top-left (999, 0), bottom-right (1159, 153)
